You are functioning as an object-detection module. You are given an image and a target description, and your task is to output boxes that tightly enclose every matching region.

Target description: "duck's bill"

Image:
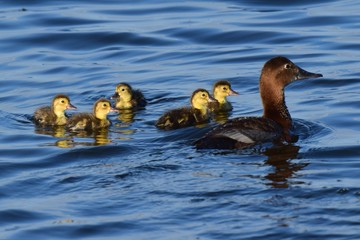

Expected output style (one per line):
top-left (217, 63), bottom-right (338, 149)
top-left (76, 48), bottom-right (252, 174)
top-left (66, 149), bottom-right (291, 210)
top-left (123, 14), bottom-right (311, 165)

top-left (110, 107), bottom-right (119, 113)
top-left (111, 92), bottom-right (119, 99)
top-left (296, 67), bottom-right (323, 80)
top-left (228, 89), bottom-right (239, 96)
top-left (67, 103), bottom-right (77, 110)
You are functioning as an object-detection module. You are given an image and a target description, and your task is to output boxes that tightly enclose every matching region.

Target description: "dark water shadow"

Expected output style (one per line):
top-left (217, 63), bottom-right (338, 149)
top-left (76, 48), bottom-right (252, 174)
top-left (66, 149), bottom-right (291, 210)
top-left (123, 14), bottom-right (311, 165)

top-left (263, 144), bottom-right (307, 188)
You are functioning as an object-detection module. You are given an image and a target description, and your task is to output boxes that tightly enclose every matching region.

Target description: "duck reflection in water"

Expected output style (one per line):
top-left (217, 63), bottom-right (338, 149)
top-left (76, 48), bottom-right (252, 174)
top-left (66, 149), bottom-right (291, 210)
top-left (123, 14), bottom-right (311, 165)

top-left (211, 111), bottom-right (232, 124)
top-left (263, 143), bottom-right (307, 188)
top-left (116, 109), bottom-right (138, 127)
top-left (35, 125), bottom-right (112, 148)
top-left (68, 127), bottom-right (112, 147)
top-left (35, 125), bottom-right (67, 138)
top-left (111, 109), bottom-right (141, 138)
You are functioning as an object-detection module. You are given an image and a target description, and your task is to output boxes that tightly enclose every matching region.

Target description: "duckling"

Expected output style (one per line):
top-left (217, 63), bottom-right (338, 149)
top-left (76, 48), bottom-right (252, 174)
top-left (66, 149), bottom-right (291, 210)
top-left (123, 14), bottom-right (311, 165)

top-left (208, 80), bottom-right (239, 112)
top-left (34, 94), bottom-right (77, 126)
top-left (112, 82), bottom-right (147, 109)
top-left (156, 89), bottom-right (216, 130)
top-left (67, 98), bottom-right (117, 131)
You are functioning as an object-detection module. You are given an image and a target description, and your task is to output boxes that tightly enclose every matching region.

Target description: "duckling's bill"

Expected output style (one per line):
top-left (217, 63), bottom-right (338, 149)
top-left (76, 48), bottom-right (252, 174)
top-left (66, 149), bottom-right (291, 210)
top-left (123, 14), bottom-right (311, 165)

top-left (67, 102), bottom-right (77, 110)
top-left (111, 92), bottom-right (119, 99)
top-left (228, 88), bottom-right (239, 96)
top-left (110, 106), bottom-right (119, 113)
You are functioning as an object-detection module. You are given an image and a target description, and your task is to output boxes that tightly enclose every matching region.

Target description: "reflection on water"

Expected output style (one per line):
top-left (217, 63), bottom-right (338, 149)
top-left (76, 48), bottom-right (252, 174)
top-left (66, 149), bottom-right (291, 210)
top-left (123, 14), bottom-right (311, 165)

top-left (55, 139), bottom-right (75, 148)
top-left (35, 125), bottom-right (67, 138)
top-left (69, 128), bottom-right (112, 146)
top-left (36, 125), bottom-right (112, 147)
top-left (211, 111), bottom-right (231, 124)
top-left (116, 109), bottom-right (136, 123)
top-left (263, 144), bottom-right (307, 188)
top-left (2, 0), bottom-right (360, 239)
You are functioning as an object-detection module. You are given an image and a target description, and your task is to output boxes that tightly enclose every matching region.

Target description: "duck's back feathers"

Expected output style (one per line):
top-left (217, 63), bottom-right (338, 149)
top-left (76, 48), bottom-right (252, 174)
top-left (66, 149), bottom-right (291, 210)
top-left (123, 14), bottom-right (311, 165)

top-left (67, 113), bottom-right (110, 132)
top-left (34, 106), bottom-right (56, 126)
top-left (195, 117), bottom-right (282, 149)
top-left (156, 107), bottom-right (208, 130)
top-left (208, 101), bottom-right (233, 112)
top-left (132, 89), bottom-right (147, 108)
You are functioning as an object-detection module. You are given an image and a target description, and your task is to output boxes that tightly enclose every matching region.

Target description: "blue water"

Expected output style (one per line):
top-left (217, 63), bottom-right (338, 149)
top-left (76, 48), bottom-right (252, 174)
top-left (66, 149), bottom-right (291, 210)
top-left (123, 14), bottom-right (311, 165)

top-left (1, 0), bottom-right (360, 239)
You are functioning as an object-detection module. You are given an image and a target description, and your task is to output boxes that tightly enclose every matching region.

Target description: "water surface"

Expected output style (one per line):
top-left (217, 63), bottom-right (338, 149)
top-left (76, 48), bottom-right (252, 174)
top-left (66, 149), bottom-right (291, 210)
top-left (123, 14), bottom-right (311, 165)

top-left (1, 0), bottom-right (360, 239)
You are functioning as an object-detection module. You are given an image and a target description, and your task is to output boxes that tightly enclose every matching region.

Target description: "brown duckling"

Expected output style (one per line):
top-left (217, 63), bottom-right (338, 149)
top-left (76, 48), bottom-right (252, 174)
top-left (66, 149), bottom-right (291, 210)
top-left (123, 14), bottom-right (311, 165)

top-left (111, 82), bottom-right (147, 109)
top-left (208, 80), bottom-right (239, 112)
top-left (156, 89), bottom-right (216, 130)
top-left (34, 94), bottom-right (77, 126)
top-left (67, 98), bottom-right (118, 131)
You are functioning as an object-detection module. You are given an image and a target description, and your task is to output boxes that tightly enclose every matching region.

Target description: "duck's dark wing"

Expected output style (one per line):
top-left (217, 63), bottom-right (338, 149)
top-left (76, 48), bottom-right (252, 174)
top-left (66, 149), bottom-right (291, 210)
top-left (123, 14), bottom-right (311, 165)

top-left (67, 113), bottom-right (97, 131)
top-left (34, 106), bottom-right (56, 126)
top-left (133, 90), bottom-right (147, 108)
top-left (208, 101), bottom-right (233, 113)
top-left (195, 117), bottom-right (282, 149)
top-left (208, 101), bottom-right (220, 112)
top-left (156, 107), bottom-right (204, 130)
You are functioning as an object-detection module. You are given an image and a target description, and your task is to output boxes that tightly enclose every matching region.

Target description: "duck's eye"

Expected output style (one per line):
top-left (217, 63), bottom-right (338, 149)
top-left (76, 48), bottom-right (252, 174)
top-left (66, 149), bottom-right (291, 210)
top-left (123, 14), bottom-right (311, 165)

top-left (284, 64), bottom-right (291, 69)
top-left (61, 100), bottom-right (65, 104)
top-left (121, 88), bottom-right (125, 91)
top-left (103, 103), bottom-right (108, 107)
top-left (223, 87), bottom-right (227, 91)
top-left (201, 93), bottom-right (206, 97)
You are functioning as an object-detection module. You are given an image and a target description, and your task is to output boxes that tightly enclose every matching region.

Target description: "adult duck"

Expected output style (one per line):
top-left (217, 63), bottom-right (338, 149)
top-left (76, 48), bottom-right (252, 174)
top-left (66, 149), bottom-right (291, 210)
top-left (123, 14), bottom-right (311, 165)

top-left (195, 56), bottom-right (323, 149)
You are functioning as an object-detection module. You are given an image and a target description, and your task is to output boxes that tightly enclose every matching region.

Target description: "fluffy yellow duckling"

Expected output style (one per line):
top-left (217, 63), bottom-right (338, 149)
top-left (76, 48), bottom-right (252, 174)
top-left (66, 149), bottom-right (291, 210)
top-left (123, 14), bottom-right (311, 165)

top-left (34, 94), bottom-right (77, 126)
top-left (208, 80), bottom-right (239, 112)
top-left (112, 83), bottom-right (147, 109)
top-left (156, 89), bottom-right (216, 130)
top-left (67, 98), bottom-right (117, 131)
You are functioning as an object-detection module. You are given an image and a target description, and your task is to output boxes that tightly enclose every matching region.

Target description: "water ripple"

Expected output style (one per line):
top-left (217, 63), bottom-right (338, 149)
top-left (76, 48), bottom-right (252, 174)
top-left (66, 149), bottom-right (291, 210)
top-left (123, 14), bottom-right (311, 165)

top-left (1, 0), bottom-right (360, 239)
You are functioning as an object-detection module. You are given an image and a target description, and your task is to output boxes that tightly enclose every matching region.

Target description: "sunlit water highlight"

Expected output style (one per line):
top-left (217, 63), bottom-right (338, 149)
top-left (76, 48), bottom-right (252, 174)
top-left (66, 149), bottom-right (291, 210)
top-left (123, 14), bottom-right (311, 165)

top-left (1, 0), bottom-right (360, 239)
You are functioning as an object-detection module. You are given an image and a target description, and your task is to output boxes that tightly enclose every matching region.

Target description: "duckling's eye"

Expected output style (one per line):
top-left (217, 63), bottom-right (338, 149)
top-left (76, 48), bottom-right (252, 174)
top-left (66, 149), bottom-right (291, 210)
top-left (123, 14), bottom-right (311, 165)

top-left (61, 100), bottom-right (65, 104)
top-left (103, 103), bottom-right (108, 107)
top-left (201, 93), bottom-right (206, 97)
top-left (121, 88), bottom-right (125, 91)
top-left (223, 87), bottom-right (227, 91)
top-left (284, 64), bottom-right (291, 69)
